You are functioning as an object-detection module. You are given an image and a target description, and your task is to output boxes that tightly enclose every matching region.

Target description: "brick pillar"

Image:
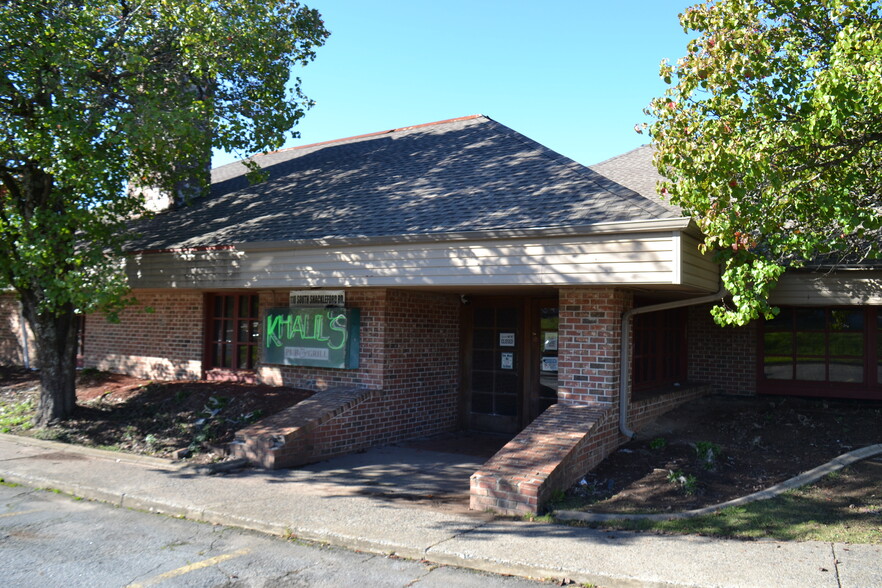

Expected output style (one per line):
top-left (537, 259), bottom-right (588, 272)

top-left (557, 288), bottom-right (632, 406)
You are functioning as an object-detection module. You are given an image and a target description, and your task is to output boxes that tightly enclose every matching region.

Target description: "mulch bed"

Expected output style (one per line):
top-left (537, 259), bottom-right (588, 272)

top-left (561, 394), bottom-right (882, 513)
top-left (0, 367), bottom-right (313, 462)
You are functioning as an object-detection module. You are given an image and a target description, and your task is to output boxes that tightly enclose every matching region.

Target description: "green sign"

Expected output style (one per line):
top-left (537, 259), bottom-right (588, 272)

top-left (263, 308), bottom-right (360, 369)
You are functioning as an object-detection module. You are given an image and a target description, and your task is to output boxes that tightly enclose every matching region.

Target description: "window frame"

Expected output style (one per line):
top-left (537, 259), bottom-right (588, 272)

top-left (204, 293), bottom-right (261, 372)
top-left (632, 307), bottom-right (688, 392)
top-left (758, 305), bottom-right (881, 399)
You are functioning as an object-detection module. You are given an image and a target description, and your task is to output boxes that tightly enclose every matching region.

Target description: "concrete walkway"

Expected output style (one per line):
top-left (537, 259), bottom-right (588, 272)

top-left (1, 433), bottom-right (880, 588)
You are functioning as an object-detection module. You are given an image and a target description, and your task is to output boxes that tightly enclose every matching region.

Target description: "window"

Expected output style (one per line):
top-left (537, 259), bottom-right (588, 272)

top-left (763, 307), bottom-right (865, 384)
top-left (633, 308), bottom-right (687, 391)
top-left (206, 294), bottom-right (260, 370)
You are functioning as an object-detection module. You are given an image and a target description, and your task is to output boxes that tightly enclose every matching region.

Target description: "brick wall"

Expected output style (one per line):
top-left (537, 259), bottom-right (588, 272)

top-left (85, 291), bottom-right (205, 380)
top-left (688, 303), bottom-right (757, 395)
top-left (82, 288), bottom-right (394, 388)
top-left (629, 384), bottom-right (712, 433)
top-left (0, 293), bottom-right (35, 367)
top-left (381, 289), bottom-right (460, 433)
top-left (284, 290), bottom-right (460, 460)
top-left (234, 289), bottom-right (461, 467)
top-left (558, 287), bottom-right (633, 405)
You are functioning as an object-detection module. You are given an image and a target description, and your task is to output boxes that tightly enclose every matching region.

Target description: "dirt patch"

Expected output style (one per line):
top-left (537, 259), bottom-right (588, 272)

top-left (0, 367), bottom-right (313, 463)
top-left (558, 394), bottom-right (882, 514)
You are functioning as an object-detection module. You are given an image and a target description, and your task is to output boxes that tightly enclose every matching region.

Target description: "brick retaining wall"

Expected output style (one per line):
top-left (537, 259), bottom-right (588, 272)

top-left (629, 384), bottom-right (712, 433)
top-left (231, 387), bottom-right (379, 468)
top-left (470, 384), bottom-right (712, 514)
top-left (471, 404), bottom-right (615, 513)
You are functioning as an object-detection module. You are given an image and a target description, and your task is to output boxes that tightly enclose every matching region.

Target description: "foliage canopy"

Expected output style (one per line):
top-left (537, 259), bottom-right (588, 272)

top-left (0, 1), bottom-right (327, 423)
top-left (646, 0), bottom-right (882, 325)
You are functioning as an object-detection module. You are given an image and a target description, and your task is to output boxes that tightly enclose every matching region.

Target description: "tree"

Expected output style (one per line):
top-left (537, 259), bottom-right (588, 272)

top-left (645, 0), bottom-right (882, 325)
top-left (0, 1), bottom-right (328, 425)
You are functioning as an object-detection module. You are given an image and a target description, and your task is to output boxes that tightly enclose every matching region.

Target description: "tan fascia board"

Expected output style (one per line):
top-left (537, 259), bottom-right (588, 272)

top-left (225, 217), bottom-right (698, 253)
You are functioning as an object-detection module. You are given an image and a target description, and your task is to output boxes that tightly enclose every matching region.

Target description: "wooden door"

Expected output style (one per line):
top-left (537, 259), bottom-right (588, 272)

top-left (464, 300), bottom-right (523, 434)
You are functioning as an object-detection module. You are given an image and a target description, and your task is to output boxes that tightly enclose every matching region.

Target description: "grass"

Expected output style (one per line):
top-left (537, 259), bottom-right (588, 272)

top-left (0, 398), bottom-right (34, 433)
top-left (566, 469), bottom-right (882, 543)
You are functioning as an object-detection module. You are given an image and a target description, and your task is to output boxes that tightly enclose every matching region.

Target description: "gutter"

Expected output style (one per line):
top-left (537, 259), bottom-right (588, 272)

top-left (129, 217), bottom-right (696, 255)
top-left (619, 285), bottom-right (727, 439)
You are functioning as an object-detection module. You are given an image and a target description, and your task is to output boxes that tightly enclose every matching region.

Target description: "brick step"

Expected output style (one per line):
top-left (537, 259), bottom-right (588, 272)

top-left (231, 387), bottom-right (377, 469)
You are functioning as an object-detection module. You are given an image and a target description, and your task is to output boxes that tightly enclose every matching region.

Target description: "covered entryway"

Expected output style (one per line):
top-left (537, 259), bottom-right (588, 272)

top-left (462, 296), bottom-right (559, 434)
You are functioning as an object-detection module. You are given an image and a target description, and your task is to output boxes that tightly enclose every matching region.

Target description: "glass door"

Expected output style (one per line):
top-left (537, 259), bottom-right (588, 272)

top-left (531, 300), bottom-right (559, 422)
top-left (465, 301), bottom-right (522, 434)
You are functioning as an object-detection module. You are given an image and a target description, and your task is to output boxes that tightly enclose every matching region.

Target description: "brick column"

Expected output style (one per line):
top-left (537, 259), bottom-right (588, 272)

top-left (557, 288), bottom-right (632, 406)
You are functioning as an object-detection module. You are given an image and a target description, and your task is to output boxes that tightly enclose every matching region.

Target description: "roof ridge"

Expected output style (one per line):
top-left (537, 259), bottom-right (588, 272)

top-left (254, 114), bottom-right (486, 159)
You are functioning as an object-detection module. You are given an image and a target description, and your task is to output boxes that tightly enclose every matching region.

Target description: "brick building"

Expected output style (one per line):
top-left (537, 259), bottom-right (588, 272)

top-left (2, 115), bottom-right (880, 513)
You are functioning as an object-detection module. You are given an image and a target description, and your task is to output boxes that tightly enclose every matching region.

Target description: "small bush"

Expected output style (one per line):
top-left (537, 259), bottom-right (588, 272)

top-left (667, 470), bottom-right (699, 495)
top-left (695, 441), bottom-right (722, 470)
top-left (649, 437), bottom-right (667, 450)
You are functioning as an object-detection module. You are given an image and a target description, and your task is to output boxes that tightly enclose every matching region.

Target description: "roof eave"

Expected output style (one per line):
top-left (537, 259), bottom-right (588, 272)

top-left (222, 217), bottom-right (698, 253)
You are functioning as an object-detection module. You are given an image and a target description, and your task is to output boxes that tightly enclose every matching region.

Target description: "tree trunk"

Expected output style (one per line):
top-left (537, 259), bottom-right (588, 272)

top-left (20, 292), bottom-right (79, 426)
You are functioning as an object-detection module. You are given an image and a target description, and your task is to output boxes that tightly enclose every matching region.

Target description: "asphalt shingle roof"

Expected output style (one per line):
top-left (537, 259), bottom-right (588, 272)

top-left (588, 145), bottom-right (681, 215)
top-left (129, 115), bottom-right (680, 251)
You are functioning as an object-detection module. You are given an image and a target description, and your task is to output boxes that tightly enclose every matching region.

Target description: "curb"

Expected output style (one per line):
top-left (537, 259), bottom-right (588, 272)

top-left (0, 432), bottom-right (183, 470)
top-left (2, 433), bottom-right (876, 588)
top-left (555, 443), bottom-right (882, 523)
top-left (0, 433), bottom-right (250, 475)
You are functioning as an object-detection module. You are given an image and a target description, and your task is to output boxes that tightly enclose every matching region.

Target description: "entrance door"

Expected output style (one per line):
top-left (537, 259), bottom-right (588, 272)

top-left (530, 299), bottom-right (559, 423)
top-left (464, 297), bottom-right (559, 433)
top-left (465, 301), bottom-right (522, 434)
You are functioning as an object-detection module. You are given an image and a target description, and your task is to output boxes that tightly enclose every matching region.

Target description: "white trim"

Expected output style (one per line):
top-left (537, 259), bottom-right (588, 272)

top-left (671, 232), bottom-right (682, 286)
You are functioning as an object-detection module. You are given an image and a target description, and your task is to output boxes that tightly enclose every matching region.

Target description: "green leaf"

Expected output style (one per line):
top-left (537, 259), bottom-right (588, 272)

top-left (647, 0), bottom-right (882, 326)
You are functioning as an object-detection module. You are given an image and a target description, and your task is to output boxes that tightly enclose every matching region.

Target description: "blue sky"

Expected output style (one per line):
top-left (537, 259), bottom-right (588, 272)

top-left (214, 0), bottom-right (696, 168)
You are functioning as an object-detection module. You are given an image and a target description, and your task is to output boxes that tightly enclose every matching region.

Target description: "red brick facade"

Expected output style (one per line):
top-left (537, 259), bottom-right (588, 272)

top-left (558, 288), bottom-right (633, 405)
top-left (2, 283), bottom-right (750, 514)
top-left (301, 290), bottom-right (461, 460)
top-left (84, 291), bottom-right (205, 380)
top-left (0, 293), bottom-right (34, 367)
top-left (233, 289), bottom-right (460, 466)
top-left (687, 303), bottom-right (757, 396)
